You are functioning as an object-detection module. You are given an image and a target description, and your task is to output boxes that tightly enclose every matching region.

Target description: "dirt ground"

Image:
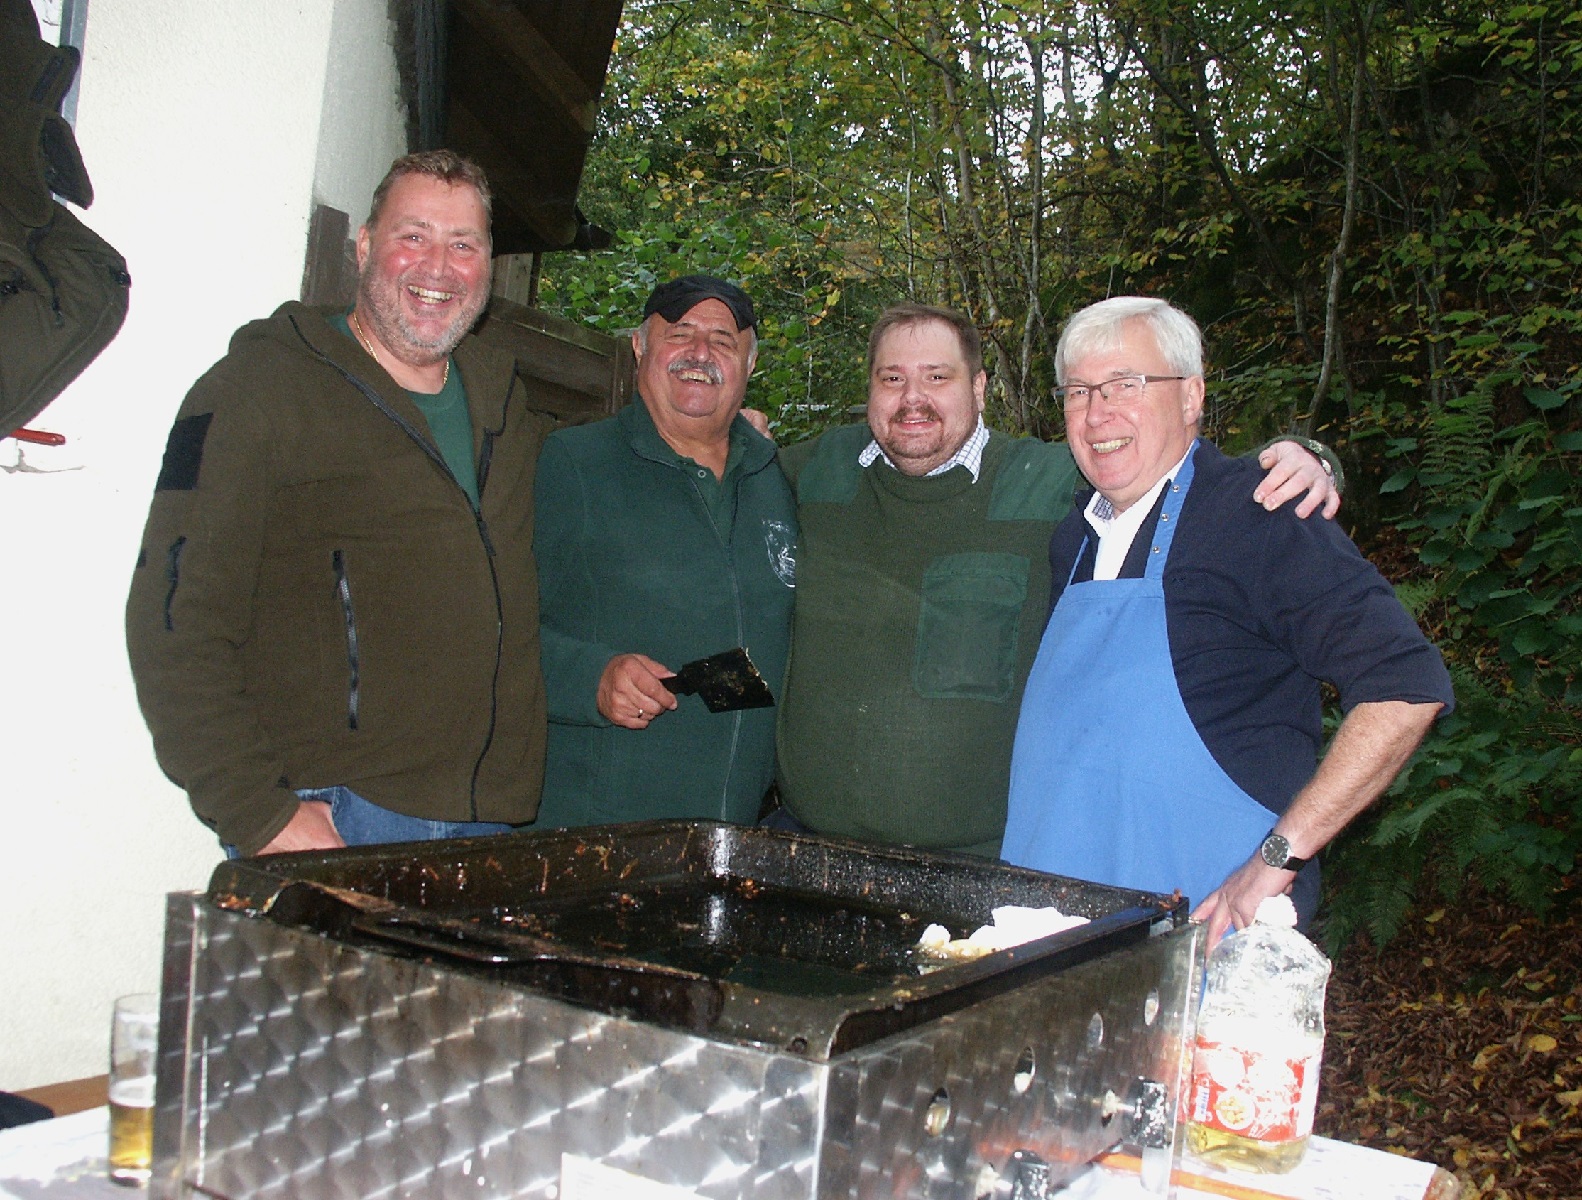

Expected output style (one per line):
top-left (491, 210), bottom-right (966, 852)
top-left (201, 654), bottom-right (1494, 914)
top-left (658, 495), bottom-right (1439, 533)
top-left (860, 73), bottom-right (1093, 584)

top-left (1316, 887), bottom-right (1582, 1198)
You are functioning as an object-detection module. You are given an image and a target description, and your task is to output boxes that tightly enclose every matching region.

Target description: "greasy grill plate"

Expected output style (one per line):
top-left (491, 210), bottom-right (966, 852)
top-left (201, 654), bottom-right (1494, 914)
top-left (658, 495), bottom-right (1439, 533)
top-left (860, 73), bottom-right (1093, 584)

top-left (209, 820), bottom-right (1180, 1059)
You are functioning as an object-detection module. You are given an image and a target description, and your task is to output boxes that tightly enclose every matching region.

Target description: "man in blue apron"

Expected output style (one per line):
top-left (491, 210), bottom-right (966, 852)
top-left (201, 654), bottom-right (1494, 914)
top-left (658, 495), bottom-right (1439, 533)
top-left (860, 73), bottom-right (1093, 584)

top-left (1002, 297), bottom-right (1453, 945)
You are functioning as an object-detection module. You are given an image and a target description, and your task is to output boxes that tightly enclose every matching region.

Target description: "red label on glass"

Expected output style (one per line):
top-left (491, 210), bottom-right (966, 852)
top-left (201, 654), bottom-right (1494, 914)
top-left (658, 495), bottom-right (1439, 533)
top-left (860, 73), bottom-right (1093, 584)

top-left (1188, 1036), bottom-right (1320, 1143)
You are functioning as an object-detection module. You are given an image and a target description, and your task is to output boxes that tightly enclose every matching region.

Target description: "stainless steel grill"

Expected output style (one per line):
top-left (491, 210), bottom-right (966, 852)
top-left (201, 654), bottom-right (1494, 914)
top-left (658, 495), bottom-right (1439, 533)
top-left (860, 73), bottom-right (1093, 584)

top-left (151, 821), bottom-right (1203, 1199)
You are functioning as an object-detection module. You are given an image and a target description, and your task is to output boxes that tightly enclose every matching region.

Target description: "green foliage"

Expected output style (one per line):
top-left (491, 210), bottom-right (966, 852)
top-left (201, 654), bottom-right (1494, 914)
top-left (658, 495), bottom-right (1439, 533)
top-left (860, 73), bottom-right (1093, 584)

top-left (1322, 664), bottom-right (1582, 952)
top-left (1329, 345), bottom-right (1582, 940)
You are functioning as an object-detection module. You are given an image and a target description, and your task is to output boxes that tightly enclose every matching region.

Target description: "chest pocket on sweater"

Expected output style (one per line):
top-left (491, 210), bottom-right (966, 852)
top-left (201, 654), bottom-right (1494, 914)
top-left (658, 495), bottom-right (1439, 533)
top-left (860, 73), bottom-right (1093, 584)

top-left (914, 552), bottom-right (1029, 702)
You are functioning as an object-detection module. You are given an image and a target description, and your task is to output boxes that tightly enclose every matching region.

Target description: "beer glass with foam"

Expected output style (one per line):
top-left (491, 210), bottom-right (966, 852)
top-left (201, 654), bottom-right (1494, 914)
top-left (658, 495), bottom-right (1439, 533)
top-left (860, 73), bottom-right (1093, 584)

top-left (108, 992), bottom-right (158, 1186)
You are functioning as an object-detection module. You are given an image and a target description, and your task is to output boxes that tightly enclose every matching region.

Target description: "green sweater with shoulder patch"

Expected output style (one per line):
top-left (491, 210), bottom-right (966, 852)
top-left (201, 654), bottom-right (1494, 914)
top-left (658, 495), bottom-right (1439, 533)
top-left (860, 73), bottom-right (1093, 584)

top-left (775, 425), bottom-right (1079, 856)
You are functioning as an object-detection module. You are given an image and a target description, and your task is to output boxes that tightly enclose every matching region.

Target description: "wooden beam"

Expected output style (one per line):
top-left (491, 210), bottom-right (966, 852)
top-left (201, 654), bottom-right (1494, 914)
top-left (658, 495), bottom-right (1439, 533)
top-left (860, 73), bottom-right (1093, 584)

top-left (300, 203), bottom-right (357, 307)
top-left (15, 1074), bottom-right (109, 1117)
top-left (450, 0), bottom-right (598, 134)
top-left (447, 102), bottom-right (580, 248)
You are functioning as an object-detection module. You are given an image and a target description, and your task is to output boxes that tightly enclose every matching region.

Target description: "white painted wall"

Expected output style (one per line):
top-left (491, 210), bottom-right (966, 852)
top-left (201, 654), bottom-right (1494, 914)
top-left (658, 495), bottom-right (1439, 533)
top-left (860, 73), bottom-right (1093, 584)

top-left (0, 0), bottom-right (404, 1091)
top-left (315, 0), bottom-right (409, 228)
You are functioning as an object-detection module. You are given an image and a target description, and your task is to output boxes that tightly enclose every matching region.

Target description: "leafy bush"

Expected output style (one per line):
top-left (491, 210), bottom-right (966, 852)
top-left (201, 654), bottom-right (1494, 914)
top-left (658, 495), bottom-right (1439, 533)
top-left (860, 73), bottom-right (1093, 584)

top-left (1324, 368), bottom-right (1581, 950)
top-left (1322, 665), bottom-right (1581, 952)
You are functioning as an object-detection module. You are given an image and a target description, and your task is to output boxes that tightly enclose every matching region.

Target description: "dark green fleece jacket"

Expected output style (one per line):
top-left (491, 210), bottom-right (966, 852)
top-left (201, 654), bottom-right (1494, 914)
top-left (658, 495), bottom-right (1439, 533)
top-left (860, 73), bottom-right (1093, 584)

top-left (775, 426), bottom-right (1079, 855)
top-left (126, 303), bottom-right (553, 854)
top-left (532, 400), bottom-right (797, 828)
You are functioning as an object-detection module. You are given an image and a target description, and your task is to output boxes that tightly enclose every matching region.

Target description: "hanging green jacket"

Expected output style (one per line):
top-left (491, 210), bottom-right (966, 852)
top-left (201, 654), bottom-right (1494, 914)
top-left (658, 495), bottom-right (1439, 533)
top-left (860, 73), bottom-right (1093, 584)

top-left (532, 400), bottom-right (797, 828)
top-left (126, 303), bottom-right (553, 855)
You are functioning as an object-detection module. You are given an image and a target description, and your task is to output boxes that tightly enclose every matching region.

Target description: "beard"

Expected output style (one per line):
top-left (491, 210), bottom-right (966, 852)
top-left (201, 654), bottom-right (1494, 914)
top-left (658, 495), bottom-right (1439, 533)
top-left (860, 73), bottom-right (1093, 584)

top-left (357, 262), bottom-right (489, 366)
top-left (879, 405), bottom-right (947, 460)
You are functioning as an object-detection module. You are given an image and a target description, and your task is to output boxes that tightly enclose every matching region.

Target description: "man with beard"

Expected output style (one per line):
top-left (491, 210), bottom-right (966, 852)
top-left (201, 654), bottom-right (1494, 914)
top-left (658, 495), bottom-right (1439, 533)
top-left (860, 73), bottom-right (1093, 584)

top-left (127, 151), bottom-right (553, 855)
top-left (771, 303), bottom-right (1338, 857)
top-left (530, 276), bottom-right (796, 827)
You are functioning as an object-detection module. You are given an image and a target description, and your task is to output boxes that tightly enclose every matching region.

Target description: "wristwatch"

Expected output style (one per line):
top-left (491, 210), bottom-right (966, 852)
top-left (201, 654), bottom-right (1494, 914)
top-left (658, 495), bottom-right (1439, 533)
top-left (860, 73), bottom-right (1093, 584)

top-left (1259, 832), bottom-right (1308, 872)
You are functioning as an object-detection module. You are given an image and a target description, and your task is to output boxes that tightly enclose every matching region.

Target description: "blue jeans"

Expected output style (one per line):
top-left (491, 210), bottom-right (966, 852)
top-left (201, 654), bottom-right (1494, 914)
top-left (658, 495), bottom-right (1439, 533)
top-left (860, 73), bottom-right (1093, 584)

top-left (300, 785), bottom-right (519, 846)
top-left (758, 805), bottom-right (812, 835)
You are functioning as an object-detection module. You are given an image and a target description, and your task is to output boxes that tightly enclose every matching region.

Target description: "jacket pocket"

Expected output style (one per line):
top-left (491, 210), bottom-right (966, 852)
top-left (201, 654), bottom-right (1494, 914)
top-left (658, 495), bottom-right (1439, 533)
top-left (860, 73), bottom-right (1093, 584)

top-left (332, 549), bottom-right (360, 730)
top-left (913, 552), bottom-right (1029, 702)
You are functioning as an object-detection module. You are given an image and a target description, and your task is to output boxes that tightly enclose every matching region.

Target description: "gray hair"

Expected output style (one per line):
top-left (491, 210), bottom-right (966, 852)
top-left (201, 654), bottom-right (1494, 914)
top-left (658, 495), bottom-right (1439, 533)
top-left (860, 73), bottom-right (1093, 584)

top-left (367, 149), bottom-right (492, 229)
top-left (1055, 297), bottom-right (1204, 383)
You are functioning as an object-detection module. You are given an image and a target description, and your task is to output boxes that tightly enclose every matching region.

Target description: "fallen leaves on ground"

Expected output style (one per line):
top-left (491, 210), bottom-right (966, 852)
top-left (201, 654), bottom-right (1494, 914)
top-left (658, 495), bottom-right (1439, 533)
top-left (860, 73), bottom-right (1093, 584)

top-left (1318, 886), bottom-right (1582, 1199)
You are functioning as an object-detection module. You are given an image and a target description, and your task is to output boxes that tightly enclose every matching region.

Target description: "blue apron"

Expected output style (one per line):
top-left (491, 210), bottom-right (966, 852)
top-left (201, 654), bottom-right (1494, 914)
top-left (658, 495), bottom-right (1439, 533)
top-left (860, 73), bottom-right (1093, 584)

top-left (1001, 445), bottom-right (1274, 906)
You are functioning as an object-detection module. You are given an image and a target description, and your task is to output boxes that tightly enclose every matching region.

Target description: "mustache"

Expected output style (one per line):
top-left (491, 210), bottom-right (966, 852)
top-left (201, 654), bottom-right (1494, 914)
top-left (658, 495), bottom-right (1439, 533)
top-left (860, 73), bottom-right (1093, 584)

top-left (669, 358), bottom-right (725, 385)
top-left (890, 404), bottom-right (940, 423)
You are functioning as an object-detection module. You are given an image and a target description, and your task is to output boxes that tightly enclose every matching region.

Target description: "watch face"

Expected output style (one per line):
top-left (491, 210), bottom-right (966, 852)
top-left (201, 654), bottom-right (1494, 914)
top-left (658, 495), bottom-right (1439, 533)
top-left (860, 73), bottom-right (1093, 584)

top-left (1261, 834), bottom-right (1291, 868)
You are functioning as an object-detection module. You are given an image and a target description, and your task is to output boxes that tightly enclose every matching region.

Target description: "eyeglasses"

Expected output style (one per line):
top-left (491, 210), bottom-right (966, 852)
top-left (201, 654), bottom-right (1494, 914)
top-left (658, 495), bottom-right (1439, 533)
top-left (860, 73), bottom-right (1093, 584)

top-left (1053, 374), bottom-right (1187, 410)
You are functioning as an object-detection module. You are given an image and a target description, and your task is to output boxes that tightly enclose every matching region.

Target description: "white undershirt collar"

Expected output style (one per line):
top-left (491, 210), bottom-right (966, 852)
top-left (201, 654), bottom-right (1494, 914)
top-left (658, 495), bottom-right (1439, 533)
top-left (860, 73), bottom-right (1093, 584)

top-left (1083, 444), bottom-right (1195, 580)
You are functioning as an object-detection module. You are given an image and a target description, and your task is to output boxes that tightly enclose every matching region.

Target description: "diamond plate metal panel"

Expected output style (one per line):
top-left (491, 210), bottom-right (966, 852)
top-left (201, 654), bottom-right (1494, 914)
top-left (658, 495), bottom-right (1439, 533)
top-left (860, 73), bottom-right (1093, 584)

top-left (153, 895), bottom-right (1197, 1200)
top-left (831, 929), bottom-right (1200, 1199)
top-left (154, 898), bottom-right (823, 1200)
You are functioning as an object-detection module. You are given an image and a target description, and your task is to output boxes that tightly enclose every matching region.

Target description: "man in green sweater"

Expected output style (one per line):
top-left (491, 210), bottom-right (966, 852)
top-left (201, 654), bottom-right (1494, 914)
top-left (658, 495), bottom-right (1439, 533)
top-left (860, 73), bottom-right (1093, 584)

top-left (772, 303), bottom-right (1338, 856)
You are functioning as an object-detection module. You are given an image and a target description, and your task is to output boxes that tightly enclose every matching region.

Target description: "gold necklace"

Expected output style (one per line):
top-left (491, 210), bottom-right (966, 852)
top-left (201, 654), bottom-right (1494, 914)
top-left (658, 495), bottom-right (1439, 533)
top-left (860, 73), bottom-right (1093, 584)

top-left (349, 311), bottom-right (449, 387)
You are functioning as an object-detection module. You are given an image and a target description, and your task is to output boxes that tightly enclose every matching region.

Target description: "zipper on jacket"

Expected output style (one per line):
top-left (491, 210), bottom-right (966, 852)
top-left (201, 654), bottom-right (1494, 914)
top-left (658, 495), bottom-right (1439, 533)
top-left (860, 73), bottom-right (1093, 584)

top-left (332, 550), bottom-right (361, 731)
top-left (162, 537), bottom-right (187, 631)
top-left (476, 428), bottom-right (497, 498)
top-left (463, 398), bottom-right (506, 818)
top-left (686, 474), bottom-right (747, 820)
top-left (302, 327), bottom-right (508, 815)
top-left (469, 518), bottom-right (504, 820)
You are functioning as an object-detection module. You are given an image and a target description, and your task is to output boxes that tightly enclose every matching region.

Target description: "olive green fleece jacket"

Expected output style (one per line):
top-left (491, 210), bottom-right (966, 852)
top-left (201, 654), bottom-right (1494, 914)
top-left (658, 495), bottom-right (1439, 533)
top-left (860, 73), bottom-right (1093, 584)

top-left (126, 303), bottom-right (554, 854)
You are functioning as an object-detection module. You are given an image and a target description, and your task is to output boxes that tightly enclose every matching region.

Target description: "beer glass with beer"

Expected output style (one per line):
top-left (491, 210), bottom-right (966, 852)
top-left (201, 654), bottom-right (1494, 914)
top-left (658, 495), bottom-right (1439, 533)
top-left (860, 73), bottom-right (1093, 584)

top-left (108, 992), bottom-right (158, 1186)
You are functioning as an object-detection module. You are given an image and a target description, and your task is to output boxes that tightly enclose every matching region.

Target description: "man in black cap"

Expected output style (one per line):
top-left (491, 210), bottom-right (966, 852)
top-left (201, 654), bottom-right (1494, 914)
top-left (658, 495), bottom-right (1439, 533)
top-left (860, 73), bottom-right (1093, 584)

top-left (530, 275), bottom-right (797, 828)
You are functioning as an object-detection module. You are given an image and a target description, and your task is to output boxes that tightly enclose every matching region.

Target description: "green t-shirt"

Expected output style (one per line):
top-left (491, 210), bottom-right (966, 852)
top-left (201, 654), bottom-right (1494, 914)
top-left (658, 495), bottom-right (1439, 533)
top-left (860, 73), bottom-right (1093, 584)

top-left (333, 313), bottom-right (478, 507)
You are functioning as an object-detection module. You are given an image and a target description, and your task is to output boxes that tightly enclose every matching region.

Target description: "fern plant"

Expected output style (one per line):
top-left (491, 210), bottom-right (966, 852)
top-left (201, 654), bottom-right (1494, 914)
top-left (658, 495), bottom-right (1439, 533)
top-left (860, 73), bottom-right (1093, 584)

top-left (1322, 665), bottom-right (1579, 952)
top-left (1326, 350), bottom-right (1582, 950)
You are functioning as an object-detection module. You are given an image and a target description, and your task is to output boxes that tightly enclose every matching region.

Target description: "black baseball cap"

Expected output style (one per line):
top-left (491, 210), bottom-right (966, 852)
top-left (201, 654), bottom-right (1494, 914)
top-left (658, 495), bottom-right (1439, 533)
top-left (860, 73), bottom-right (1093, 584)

top-left (642, 274), bottom-right (757, 332)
